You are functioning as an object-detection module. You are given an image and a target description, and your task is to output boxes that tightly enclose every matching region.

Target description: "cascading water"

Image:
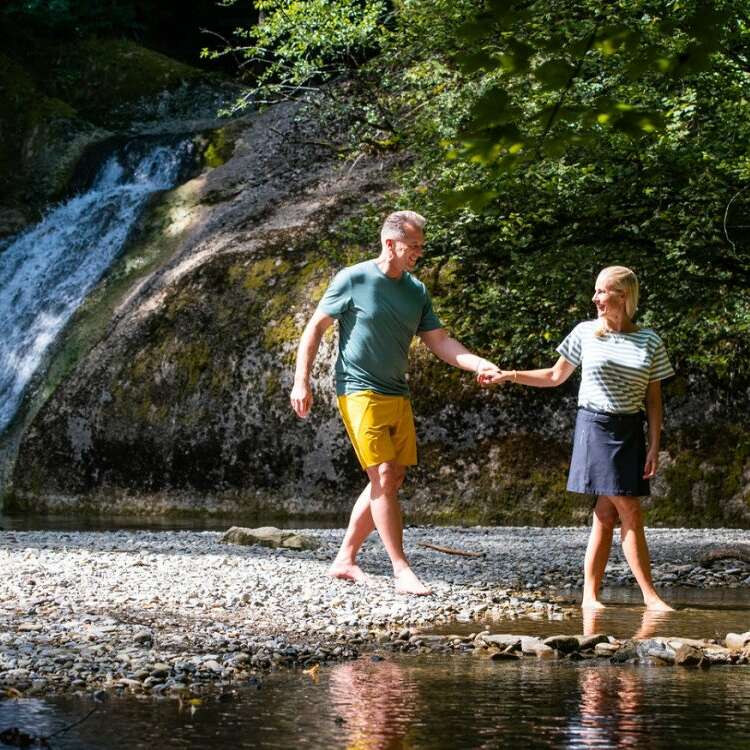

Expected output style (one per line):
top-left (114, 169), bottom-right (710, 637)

top-left (0, 139), bottom-right (196, 434)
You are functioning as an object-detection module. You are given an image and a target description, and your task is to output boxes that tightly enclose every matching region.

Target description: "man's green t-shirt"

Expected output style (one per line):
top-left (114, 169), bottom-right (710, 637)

top-left (317, 260), bottom-right (443, 397)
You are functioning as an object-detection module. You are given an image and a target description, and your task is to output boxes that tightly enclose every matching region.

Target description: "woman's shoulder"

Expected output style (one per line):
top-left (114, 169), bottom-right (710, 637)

top-left (572, 319), bottom-right (599, 336)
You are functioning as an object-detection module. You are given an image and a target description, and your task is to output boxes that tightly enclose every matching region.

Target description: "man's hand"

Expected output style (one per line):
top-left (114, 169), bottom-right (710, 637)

top-left (477, 365), bottom-right (509, 387)
top-left (643, 449), bottom-right (659, 479)
top-left (290, 380), bottom-right (313, 418)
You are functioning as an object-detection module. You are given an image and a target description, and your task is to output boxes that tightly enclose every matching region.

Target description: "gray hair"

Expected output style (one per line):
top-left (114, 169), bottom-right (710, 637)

top-left (380, 210), bottom-right (426, 245)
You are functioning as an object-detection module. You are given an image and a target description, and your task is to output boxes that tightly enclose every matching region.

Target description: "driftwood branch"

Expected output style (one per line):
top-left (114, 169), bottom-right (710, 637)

top-left (418, 543), bottom-right (484, 558)
top-left (699, 545), bottom-right (750, 567)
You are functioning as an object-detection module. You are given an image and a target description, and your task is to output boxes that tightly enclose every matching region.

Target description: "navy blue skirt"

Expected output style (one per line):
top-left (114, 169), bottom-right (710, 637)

top-left (567, 407), bottom-right (650, 497)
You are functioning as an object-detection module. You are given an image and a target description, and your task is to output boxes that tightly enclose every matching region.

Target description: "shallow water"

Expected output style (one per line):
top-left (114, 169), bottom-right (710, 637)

top-left (1, 655), bottom-right (749, 749)
top-left (428, 587), bottom-right (750, 642)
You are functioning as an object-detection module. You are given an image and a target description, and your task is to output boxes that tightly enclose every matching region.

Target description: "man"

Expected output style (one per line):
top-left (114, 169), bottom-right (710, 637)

top-left (290, 210), bottom-right (495, 595)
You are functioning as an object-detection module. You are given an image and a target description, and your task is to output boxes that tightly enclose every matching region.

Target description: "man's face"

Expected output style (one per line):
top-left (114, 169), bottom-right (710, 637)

top-left (388, 223), bottom-right (425, 272)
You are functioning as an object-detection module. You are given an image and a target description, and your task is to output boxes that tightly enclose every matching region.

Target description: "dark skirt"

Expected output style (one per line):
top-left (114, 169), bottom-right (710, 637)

top-left (567, 407), bottom-right (650, 497)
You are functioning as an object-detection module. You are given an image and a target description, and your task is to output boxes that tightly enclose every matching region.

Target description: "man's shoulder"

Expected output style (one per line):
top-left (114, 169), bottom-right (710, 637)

top-left (402, 271), bottom-right (429, 295)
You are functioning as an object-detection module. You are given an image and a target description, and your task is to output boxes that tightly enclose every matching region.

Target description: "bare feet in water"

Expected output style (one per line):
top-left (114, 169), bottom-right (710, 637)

top-left (581, 598), bottom-right (606, 610)
top-left (644, 596), bottom-right (675, 612)
top-left (394, 567), bottom-right (431, 596)
top-left (327, 561), bottom-right (370, 584)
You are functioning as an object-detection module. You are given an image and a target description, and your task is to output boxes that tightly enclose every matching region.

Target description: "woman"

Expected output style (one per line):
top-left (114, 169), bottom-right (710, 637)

top-left (479, 266), bottom-right (674, 611)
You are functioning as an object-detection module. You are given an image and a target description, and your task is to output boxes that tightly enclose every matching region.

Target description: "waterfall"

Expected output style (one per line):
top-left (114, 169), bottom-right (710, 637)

top-left (0, 139), bottom-right (196, 434)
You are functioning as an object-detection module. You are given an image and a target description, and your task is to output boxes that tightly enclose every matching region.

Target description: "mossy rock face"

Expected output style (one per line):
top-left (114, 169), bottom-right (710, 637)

top-left (0, 52), bottom-right (109, 220)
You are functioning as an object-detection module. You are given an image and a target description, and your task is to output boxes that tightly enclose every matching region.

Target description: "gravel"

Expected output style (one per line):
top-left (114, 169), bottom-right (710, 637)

top-left (1, 525), bottom-right (748, 697)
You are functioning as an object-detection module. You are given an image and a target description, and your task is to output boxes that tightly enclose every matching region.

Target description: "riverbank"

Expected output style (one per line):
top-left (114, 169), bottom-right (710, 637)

top-left (1, 526), bottom-right (748, 697)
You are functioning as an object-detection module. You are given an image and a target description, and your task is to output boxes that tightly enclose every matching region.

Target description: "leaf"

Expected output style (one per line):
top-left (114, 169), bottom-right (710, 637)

top-left (303, 663), bottom-right (321, 682)
top-left (441, 187), bottom-right (499, 212)
top-left (454, 50), bottom-right (498, 73)
top-left (467, 86), bottom-right (512, 129)
top-left (534, 60), bottom-right (576, 89)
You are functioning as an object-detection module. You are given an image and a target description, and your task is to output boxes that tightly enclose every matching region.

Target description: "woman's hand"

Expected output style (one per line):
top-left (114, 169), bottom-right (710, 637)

top-left (476, 365), bottom-right (509, 386)
top-left (643, 449), bottom-right (659, 479)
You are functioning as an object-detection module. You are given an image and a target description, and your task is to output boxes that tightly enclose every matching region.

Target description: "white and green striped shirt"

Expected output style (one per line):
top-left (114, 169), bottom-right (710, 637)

top-left (556, 320), bottom-right (675, 414)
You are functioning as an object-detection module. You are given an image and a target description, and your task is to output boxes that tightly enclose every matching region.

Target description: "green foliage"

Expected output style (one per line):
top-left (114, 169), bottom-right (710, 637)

top-left (202, 0), bottom-right (389, 110)
top-left (213, 0), bottom-right (750, 388)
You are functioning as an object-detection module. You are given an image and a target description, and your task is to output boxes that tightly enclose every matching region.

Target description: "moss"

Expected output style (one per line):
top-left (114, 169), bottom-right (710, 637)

top-left (646, 424), bottom-right (750, 527)
top-left (42, 38), bottom-right (202, 124)
top-left (203, 128), bottom-right (234, 168)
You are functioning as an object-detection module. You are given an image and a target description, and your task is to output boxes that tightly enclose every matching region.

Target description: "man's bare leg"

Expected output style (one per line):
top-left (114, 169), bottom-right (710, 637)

top-left (611, 496), bottom-right (674, 612)
top-left (367, 461), bottom-right (430, 595)
top-left (328, 483), bottom-right (375, 583)
top-left (581, 496), bottom-right (617, 610)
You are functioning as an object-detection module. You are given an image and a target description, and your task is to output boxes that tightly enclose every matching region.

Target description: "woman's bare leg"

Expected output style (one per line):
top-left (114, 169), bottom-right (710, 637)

top-left (582, 496), bottom-right (618, 609)
top-left (611, 496), bottom-right (674, 611)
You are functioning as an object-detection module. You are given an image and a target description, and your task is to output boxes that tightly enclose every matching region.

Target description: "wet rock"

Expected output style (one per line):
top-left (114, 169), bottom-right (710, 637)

top-left (674, 644), bottom-right (706, 668)
top-left (594, 642), bottom-right (620, 657)
top-left (543, 635), bottom-right (580, 654)
top-left (702, 646), bottom-right (731, 665)
top-left (725, 632), bottom-right (750, 650)
top-left (575, 634), bottom-right (609, 650)
top-left (610, 641), bottom-right (638, 664)
top-left (490, 650), bottom-right (521, 661)
top-left (220, 527), bottom-right (320, 551)
top-left (480, 635), bottom-right (522, 650)
top-left (636, 639), bottom-right (676, 664)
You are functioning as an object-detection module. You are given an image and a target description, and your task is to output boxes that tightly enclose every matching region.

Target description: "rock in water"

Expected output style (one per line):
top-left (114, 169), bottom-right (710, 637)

top-left (220, 526), bottom-right (320, 551)
top-left (674, 644), bottom-right (706, 667)
top-left (725, 631), bottom-right (750, 650)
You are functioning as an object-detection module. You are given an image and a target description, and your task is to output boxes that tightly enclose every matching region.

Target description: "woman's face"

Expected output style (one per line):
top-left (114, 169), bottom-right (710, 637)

top-left (592, 274), bottom-right (626, 320)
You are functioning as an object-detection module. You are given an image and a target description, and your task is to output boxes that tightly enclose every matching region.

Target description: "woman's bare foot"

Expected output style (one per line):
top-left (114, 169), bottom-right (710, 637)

top-left (327, 560), bottom-right (369, 584)
top-left (394, 567), bottom-right (431, 596)
top-left (644, 596), bottom-right (675, 612)
top-left (581, 597), bottom-right (606, 610)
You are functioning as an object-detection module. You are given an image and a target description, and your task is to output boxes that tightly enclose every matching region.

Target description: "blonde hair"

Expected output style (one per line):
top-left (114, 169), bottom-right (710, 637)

top-left (594, 266), bottom-right (640, 337)
top-left (380, 210), bottom-right (426, 246)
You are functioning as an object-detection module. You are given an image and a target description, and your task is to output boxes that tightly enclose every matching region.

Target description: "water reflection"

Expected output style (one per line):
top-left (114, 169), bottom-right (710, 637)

top-left (329, 659), bottom-right (419, 750)
top-left (583, 608), bottom-right (677, 640)
top-left (572, 668), bottom-right (648, 749)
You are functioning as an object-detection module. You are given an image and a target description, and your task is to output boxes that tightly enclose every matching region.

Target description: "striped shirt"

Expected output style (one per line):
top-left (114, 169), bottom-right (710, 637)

top-left (556, 320), bottom-right (675, 414)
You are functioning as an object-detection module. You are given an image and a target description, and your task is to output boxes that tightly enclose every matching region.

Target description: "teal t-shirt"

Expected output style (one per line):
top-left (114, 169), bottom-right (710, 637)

top-left (317, 260), bottom-right (443, 396)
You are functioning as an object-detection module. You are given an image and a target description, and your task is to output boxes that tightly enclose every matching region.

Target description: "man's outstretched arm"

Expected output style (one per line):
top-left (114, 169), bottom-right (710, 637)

top-left (417, 328), bottom-right (494, 372)
top-left (290, 309), bottom-right (335, 418)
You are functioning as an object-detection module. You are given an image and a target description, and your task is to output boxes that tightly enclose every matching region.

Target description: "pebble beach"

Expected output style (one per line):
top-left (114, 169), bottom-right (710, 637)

top-left (1, 525), bottom-right (749, 697)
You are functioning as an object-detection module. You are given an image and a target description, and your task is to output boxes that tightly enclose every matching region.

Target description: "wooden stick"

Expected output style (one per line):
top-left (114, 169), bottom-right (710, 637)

top-left (418, 543), bottom-right (484, 558)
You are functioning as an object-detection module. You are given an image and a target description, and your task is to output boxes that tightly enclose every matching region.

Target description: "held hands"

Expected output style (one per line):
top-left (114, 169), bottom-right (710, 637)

top-left (290, 379), bottom-right (313, 418)
top-left (476, 363), bottom-right (512, 387)
top-left (643, 449), bottom-right (659, 479)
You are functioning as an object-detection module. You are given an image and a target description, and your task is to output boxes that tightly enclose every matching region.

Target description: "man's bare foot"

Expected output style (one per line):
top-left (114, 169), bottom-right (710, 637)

top-left (327, 561), bottom-right (369, 584)
top-left (581, 598), bottom-right (606, 610)
top-left (394, 567), bottom-right (431, 596)
top-left (644, 596), bottom-right (675, 612)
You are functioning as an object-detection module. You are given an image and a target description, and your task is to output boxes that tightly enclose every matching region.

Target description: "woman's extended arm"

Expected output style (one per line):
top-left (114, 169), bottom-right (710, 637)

top-left (643, 380), bottom-right (663, 478)
top-left (478, 356), bottom-right (576, 388)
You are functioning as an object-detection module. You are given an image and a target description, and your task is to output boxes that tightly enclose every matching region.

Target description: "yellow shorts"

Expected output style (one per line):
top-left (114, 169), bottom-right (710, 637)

top-left (337, 390), bottom-right (417, 470)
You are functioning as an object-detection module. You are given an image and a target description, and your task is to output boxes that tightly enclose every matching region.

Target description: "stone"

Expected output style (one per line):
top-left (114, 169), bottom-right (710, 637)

top-left (480, 634), bottom-right (522, 650)
top-left (702, 646), bottom-right (731, 665)
top-left (674, 644), bottom-right (706, 667)
top-left (543, 635), bottom-right (580, 654)
top-left (576, 634), bottom-right (610, 650)
top-left (725, 632), bottom-right (750, 650)
top-left (490, 650), bottom-right (521, 661)
top-left (610, 642), bottom-right (638, 664)
top-left (636, 639), bottom-right (676, 664)
top-left (220, 527), bottom-right (320, 551)
top-left (594, 642), bottom-right (620, 657)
